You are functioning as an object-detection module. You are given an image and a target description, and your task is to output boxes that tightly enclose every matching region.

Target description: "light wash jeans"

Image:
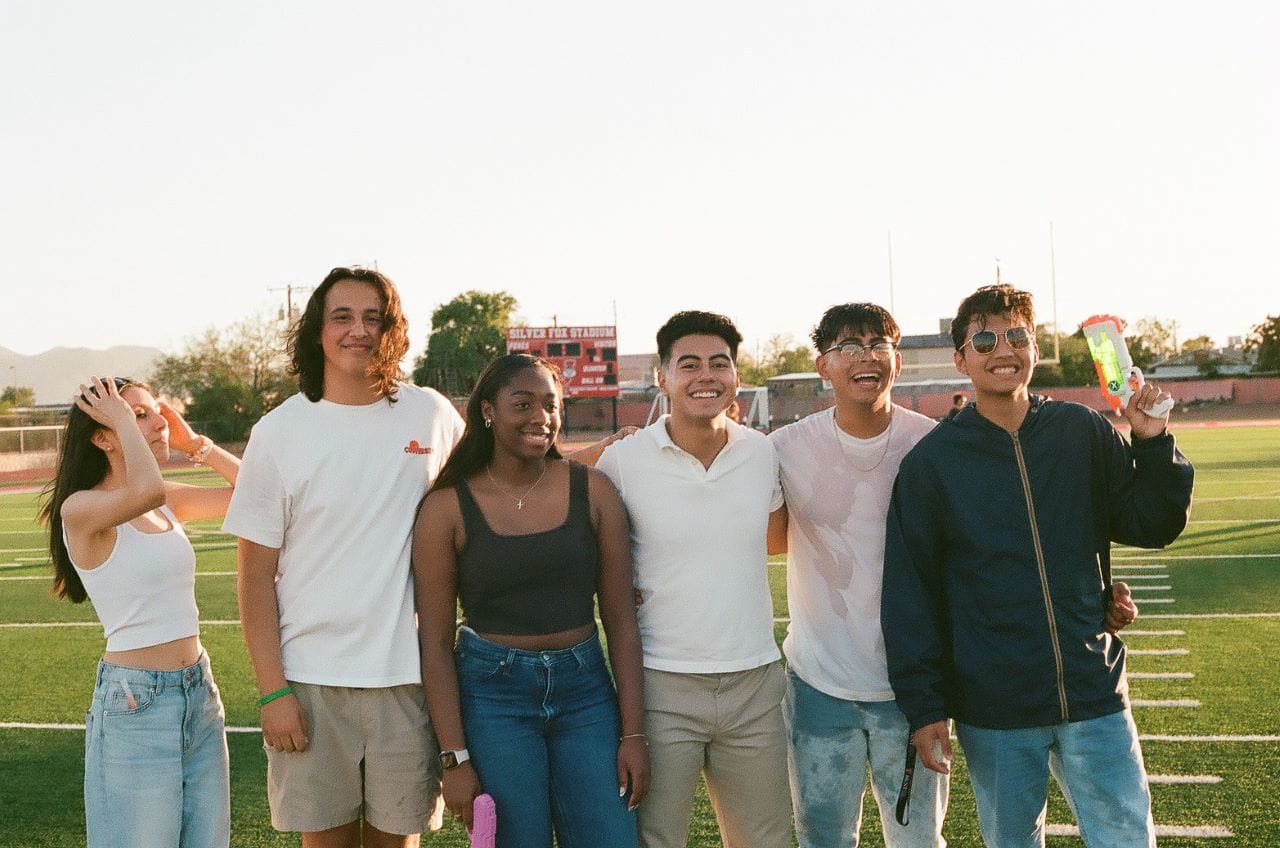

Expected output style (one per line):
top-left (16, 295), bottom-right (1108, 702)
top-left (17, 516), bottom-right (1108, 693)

top-left (84, 653), bottom-right (229, 848)
top-left (956, 709), bottom-right (1155, 848)
top-left (785, 669), bottom-right (947, 848)
top-left (456, 627), bottom-right (638, 848)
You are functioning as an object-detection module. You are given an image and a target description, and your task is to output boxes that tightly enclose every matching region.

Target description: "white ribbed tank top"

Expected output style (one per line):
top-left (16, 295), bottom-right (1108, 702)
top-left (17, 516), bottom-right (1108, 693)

top-left (67, 505), bottom-right (200, 651)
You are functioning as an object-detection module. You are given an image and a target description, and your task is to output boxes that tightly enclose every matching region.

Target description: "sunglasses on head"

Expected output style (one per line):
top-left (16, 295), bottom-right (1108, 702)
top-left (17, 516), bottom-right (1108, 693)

top-left (963, 326), bottom-right (1032, 354)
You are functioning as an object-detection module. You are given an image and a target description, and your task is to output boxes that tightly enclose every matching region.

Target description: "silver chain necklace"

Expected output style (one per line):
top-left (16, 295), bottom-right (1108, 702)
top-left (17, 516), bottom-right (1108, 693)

top-left (485, 463), bottom-right (547, 510)
top-left (835, 412), bottom-right (894, 473)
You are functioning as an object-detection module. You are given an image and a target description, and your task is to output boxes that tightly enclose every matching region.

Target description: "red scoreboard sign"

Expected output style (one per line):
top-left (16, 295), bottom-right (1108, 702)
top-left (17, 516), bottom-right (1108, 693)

top-left (506, 326), bottom-right (620, 398)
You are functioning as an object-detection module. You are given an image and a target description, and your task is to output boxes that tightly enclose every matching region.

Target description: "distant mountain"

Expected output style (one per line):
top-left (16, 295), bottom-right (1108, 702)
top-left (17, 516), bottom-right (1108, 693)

top-left (0, 345), bottom-right (165, 405)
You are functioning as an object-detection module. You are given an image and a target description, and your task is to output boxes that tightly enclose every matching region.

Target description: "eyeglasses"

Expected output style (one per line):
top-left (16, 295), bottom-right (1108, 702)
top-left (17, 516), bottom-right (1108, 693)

top-left (823, 340), bottom-right (896, 360)
top-left (963, 326), bottom-right (1032, 354)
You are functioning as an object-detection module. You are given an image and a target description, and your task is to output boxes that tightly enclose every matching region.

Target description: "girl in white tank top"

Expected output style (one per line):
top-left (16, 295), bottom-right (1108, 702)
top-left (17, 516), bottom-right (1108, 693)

top-left (41, 376), bottom-right (240, 848)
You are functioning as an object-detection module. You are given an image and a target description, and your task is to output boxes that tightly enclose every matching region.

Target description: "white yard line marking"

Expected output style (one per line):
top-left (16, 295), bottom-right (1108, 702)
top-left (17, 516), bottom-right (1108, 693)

top-left (1129, 648), bottom-right (1189, 656)
top-left (1134, 598), bottom-right (1176, 603)
top-left (1146, 612), bottom-right (1280, 619)
top-left (1123, 630), bottom-right (1185, 636)
top-left (1115, 553), bottom-right (1280, 560)
top-left (1, 721), bottom-right (261, 733)
top-left (1131, 699), bottom-right (1201, 708)
top-left (21, 721), bottom-right (1276, 749)
top-left (1047, 824), bottom-right (1231, 838)
top-left (768, 617), bottom-right (1280, 625)
top-left (1113, 575), bottom-right (1171, 580)
top-left (0, 571), bottom-right (236, 582)
top-left (1147, 774), bottom-right (1222, 784)
top-left (1187, 518), bottom-right (1280, 524)
top-left (1194, 494), bottom-right (1280, 502)
top-left (1142, 734), bottom-right (1280, 742)
top-left (1129, 672), bottom-right (1194, 679)
top-left (1107, 563), bottom-right (1169, 569)
top-left (1127, 585), bottom-right (1173, 591)
top-left (0, 620), bottom-right (242, 629)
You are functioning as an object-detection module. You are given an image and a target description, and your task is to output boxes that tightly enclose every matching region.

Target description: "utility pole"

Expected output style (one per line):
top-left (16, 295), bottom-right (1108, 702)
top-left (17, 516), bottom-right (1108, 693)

top-left (269, 284), bottom-right (312, 322)
top-left (1049, 222), bottom-right (1060, 363)
top-left (887, 231), bottom-right (896, 316)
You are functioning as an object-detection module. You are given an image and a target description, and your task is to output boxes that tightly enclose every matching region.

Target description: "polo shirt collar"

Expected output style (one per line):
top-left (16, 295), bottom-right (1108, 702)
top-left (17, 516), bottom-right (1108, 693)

top-left (649, 414), bottom-right (746, 454)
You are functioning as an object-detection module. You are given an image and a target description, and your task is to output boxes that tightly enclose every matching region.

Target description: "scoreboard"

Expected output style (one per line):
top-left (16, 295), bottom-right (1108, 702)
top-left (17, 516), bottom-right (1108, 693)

top-left (505, 326), bottom-right (620, 399)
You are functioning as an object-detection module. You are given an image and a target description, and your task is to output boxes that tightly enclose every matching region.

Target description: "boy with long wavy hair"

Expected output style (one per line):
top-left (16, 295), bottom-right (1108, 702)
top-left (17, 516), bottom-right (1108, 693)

top-left (226, 266), bottom-right (465, 847)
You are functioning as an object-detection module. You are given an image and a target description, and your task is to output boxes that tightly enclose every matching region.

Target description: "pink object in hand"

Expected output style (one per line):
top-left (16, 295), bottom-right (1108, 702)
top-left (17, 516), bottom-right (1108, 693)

top-left (468, 793), bottom-right (497, 848)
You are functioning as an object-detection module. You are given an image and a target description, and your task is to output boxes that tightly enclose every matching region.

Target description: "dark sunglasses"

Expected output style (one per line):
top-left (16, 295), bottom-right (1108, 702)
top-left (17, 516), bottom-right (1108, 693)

top-left (963, 326), bottom-right (1032, 354)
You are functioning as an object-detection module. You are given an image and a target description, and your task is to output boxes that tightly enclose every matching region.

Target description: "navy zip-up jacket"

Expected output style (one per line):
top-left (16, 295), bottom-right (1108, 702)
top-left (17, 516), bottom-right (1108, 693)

top-left (881, 396), bottom-right (1194, 731)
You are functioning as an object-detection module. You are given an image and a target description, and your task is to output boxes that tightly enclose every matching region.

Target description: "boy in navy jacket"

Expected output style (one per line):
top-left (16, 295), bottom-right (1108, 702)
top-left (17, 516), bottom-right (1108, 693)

top-left (882, 284), bottom-right (1193, 847)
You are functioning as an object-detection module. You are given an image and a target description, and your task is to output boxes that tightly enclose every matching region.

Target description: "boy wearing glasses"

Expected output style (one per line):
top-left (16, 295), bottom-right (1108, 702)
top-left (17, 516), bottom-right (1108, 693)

top-left (767, 303), bottom-right (947, 847)
top-left (882, 284), bottom-right (1193, 847)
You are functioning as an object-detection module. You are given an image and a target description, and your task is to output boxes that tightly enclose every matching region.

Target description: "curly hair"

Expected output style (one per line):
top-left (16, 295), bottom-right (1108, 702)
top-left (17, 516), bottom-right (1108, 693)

top-left (289, 266), bottom-right (410, 402)
top-left (950, 284), bottom-right (1037, 351)
top-left (810, 303), bottom-right (901, 353)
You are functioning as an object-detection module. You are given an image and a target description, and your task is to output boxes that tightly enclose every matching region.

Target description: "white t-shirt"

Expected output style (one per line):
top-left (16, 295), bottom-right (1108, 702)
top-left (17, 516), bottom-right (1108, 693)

top-left (770, 405), bottom-right (937, 701)
top-left (223, 383), bottom-right (464, 687)
top-left (597, 416), bottom-right (784, 674)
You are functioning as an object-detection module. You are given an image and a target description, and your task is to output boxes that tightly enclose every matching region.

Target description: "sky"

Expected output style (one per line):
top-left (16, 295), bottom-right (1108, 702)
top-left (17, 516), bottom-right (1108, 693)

top-left (3, 1), bottom-right (1277, 365)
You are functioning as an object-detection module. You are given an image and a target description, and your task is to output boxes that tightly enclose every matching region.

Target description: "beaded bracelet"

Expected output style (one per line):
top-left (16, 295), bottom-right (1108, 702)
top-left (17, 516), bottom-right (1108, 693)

top-left (258, 686), bottom-right (294, 707)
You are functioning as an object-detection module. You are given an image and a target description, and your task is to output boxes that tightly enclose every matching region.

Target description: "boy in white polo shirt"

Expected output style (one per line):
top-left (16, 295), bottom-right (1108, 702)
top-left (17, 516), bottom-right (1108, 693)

top-left (597, 310), bottom-right (790, 848)
top-left (224, 267), bottom-right (464, 847)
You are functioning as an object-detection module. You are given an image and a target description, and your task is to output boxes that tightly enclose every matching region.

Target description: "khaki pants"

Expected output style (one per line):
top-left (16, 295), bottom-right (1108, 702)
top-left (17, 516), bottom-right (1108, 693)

top-left (638, 662), bottom-right (792, 848)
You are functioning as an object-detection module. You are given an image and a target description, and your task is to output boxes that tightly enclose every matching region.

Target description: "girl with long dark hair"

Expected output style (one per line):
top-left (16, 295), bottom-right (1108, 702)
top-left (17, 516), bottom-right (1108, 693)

top-left (41, 376), bottom-right (240, 848)
top-left (412, 354), bottom-right (648, 848)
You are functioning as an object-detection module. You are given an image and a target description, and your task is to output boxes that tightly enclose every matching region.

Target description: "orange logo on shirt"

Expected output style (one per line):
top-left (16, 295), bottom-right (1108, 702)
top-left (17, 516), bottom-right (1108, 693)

top-left (404, 440), bottom-right (433, 455)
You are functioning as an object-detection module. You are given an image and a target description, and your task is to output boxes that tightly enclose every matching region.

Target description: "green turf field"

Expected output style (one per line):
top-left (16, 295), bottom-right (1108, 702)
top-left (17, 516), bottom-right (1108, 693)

top-left (2, 425), bottom-right (1278, 845)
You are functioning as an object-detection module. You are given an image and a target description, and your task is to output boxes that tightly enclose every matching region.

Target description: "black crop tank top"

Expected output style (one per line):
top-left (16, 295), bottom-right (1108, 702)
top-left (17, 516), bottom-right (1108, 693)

top-left (455, 461), bottom-right (599, 635)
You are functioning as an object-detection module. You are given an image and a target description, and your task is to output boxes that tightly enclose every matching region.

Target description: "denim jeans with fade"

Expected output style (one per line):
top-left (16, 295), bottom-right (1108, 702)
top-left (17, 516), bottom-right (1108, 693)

top-left (456, 627), bottom-right (638, 848)
top-left (956, 709), bottom-right (1155, 848)
top-left (785, 668), bottom-right (948, 848)
top-left (84, 653), bottom-right (230, 848)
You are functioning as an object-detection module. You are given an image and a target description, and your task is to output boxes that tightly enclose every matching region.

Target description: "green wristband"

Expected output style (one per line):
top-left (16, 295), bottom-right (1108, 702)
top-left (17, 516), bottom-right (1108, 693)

top-left (258, 686), bottom-right (294, 707)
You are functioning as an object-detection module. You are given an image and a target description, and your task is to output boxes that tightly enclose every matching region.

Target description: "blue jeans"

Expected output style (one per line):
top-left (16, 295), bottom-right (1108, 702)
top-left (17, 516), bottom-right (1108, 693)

top-left (84, 653), bottom-right (229, 848)
top-left (456, 627), bottom-right (638, 848)
top-left (956, 710), bottom-right (1155, 848)
top-left (785, 669), bottom-right (947, 848)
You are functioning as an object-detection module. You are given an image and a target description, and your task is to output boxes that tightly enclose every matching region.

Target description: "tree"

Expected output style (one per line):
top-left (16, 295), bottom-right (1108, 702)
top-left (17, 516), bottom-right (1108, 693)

top-left (1131, 318), bottom-right (1176, 365)
top-left (1181, 335), bottom-right (1214, 354)
top-left (737, 335), bottom-right (816, 386)
top-left (1031, 326), bottom-right (1095, 387)
top-left (1, 386), bottom-right (35, 408)
top-left (413, 291), bottom-right (519, 395)
top-left (149, 314), bottom-right (295, 441)
top-left (1246, 314), bottom-right (1280, 373)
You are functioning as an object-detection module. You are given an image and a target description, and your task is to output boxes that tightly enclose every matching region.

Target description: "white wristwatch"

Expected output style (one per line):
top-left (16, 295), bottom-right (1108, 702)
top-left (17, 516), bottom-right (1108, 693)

top-left (439, 748), bottom-right (470, 770)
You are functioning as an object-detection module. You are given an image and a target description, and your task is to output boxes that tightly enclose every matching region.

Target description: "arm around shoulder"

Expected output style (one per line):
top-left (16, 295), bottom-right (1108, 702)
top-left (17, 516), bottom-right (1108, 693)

top-left (586, 467), bottom-right (649, 806)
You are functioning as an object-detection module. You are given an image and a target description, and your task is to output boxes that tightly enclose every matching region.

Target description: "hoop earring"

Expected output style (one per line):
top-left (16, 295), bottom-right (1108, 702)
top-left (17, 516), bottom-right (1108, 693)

top-left (484, 418), bottom-right (492, 428)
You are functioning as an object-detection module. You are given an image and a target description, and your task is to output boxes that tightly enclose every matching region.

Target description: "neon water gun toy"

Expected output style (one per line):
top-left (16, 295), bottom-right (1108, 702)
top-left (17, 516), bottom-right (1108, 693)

top-left (468, 793), bottom-right (497, 848)
top-left (1080, 315), bottom-right (1174, 419)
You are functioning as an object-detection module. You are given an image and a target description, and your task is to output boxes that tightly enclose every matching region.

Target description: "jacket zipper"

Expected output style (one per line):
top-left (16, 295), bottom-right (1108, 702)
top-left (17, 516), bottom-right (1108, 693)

top-left (1011, 432), bottom-right (1070, 722)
